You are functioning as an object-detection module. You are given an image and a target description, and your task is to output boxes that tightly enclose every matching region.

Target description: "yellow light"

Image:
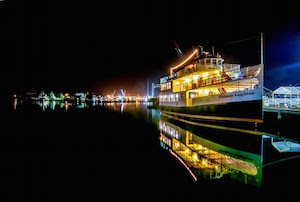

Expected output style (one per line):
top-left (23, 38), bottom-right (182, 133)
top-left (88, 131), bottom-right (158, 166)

top-left (185, 64), bottom-right (194, 69)
top-left (175, 82), bottom-right (180, 86)
top-left (193, 153), bottom-right (198, 160)
top-left (202, 72), bottom-right (208, 77)
top-left (185, 149), bottom-right (189, 154)
top-left (202, 159), bottom-right (206, 165)
top-left (215, 70), bottom-right (220, 74)
top-left (185, 78), bottom-right (190, 83)
top-left (204, 89), bottom-right (209, 94)
top-left (170, 49), bottom-right (198, 75)
top-left (192, 75), bottom-right (199, 80)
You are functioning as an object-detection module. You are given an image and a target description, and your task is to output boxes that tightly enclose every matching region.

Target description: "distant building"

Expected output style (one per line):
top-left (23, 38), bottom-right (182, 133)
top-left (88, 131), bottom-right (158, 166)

top-left (272, 86), bottom-right (300, 99)
top-left (263, 87), bottom-right (272, 98)
top-left (266, 86), bottom-right (300, 108)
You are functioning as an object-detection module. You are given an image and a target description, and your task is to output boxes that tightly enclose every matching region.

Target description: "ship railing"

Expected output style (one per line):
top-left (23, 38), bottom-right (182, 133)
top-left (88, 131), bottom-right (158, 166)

top-left (179, 75), bottom-right (258, 94)
top-left (222, 64), bottom-right (260, 79)
top-left (176, 65), bottom-right (261, 92)
top-left (176, 68), bottom-right (196, 78)
top-left (222, 65), bottom-right (232, 76)
top-left (240, 65), bottom-right (261, 78)
top-left (176, 64), bottom-right (260, 82)
top-left (264, 97), bottom-right (300, 109)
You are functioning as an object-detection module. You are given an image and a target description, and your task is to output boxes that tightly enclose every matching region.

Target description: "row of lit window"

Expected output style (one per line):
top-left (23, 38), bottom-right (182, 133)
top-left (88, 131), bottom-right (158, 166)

top-left (196, 58), bottom-right (223, 66)
top-left (273, 94), bottom-right (300, 99)
top-left (159, 94), bottom-right (179, 102)
top-left (161, 82), bottom-right (171, 91)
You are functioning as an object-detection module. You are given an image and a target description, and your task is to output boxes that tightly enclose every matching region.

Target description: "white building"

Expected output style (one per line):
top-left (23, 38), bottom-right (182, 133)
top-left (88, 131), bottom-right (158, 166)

top-left (266, 86), bottom-right (300, 108)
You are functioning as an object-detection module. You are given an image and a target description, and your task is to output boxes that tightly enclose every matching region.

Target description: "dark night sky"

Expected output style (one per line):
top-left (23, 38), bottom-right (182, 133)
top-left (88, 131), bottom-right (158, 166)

top-left (1, 0), bottom-right (300, 96)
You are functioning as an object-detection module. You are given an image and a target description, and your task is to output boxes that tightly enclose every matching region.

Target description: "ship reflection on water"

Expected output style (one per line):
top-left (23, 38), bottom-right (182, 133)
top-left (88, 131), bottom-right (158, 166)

top-left (158, 113), bottom-right (300, 189)
top-left (11, 100), bottom-right (300, 194)
top-left (159, 117), bottom-right (263, 187)
top-left (92, 101), bottom-right (300, 191)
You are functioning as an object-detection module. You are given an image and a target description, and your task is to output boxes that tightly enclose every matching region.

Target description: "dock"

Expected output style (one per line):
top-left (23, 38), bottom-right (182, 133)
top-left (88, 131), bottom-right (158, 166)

top-left (264, 107), bottom-right (300, 119)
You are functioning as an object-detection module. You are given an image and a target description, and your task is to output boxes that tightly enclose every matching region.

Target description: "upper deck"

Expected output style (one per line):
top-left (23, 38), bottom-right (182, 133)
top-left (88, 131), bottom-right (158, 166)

top-left (160, 46), bottom-right (262, 97)
top-left (175, 53), bottom-right (224, 78)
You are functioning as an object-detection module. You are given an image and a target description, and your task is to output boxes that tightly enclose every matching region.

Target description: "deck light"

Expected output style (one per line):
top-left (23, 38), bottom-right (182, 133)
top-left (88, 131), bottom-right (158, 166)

top-left (193, 75), bottom-right (199, 80)
top-left (193, 153), bottom-right (198, 161)
top-left (185, 149), bottom-right (189, 154)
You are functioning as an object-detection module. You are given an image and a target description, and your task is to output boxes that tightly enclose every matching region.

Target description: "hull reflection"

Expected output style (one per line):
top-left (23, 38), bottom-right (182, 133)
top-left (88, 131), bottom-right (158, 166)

top-left (158, 114), bottom-right (300, 189)
top-left (159, 117), bottom-right (263, 187)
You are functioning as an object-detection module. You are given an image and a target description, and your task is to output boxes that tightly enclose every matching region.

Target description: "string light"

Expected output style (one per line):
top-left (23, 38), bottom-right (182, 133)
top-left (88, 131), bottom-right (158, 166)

top-left (170, 49), bottom-right (198, 75)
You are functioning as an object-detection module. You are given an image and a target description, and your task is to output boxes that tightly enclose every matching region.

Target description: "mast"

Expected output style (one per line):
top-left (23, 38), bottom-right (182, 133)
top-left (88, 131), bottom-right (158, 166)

top-left (173, 41), bottom-right (184, 62)
top-left (261, 33), bottom-right (264, 120)
top-left (261, 33), bottom-right (264, 163)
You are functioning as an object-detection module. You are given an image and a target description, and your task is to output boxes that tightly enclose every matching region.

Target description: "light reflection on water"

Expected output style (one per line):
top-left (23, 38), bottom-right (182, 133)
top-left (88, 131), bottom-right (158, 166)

top-left (159, 116), bottom-right (263, 186)
top-left (96, 101), bottom-right (300, 188)
top-left (12, 98), bottom-right (300, 189)
top-left (157, 114), bottom-right (300, 188)
top-left (17, 99), bottom-right (152, 114)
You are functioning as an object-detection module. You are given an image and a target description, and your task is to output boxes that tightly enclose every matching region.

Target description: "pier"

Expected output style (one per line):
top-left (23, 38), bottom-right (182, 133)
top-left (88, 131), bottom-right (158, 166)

top-left (264, 107), bottom-right (300, 119)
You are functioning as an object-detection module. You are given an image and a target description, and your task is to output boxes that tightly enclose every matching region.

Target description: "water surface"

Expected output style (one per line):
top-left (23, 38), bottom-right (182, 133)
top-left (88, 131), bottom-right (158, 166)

top-left (4, 99), bottom-right (300, 200)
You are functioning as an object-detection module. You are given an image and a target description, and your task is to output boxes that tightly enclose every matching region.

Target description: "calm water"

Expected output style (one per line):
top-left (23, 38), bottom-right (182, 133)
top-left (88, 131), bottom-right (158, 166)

top-left (3, 99), bottom-right (300, 200)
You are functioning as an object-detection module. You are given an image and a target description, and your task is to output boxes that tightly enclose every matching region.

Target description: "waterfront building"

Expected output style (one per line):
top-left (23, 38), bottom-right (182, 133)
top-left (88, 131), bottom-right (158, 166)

top-left (264, 86), bottom-right (300, 108)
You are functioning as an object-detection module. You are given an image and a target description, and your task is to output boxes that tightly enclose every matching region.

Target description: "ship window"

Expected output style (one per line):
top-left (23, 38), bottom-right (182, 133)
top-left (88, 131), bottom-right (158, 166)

top-left (163, 95), bottom-right (167, 101)
top-left (175, 131), bottom-right (179, 139)
top-left (189, 92), bottom-right (195, 98)
top-left (167, 82), bottom-right (171, 89)
top-left (206, 59), bottom-right (211, 65)
top-left (171, 94), bottom-right (175, 102)
top-left (212, 59), bottom-right (217, 66)
top-left (161, 82), bottom-right (171, 91)
top-left (292, 94), bottom-right (298, 99)
top-left (218, 59), bottom-right (222, 66)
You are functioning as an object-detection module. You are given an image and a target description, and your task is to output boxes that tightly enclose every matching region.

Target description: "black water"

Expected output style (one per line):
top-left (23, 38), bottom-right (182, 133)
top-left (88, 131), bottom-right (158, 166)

top-left (1, 100), bottom-right (300, 200)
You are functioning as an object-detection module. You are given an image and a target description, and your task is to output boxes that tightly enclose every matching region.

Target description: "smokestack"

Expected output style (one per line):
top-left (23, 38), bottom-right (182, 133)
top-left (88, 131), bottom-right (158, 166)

top-left (212, 46), bottom-right (215, 56)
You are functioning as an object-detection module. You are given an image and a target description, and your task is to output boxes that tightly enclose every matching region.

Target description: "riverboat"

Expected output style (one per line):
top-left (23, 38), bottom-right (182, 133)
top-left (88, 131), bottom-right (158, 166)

top-left (159, 35), bottom-right (264, 127)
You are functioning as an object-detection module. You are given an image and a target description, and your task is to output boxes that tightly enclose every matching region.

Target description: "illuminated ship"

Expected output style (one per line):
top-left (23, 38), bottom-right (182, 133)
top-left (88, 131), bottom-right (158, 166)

top-left (159, 35), bottom-right (264, 127)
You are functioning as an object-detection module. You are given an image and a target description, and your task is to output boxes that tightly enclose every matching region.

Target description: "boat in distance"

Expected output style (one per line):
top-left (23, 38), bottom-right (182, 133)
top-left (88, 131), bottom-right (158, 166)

top-left (159, 35), bottom-right (264, 127)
